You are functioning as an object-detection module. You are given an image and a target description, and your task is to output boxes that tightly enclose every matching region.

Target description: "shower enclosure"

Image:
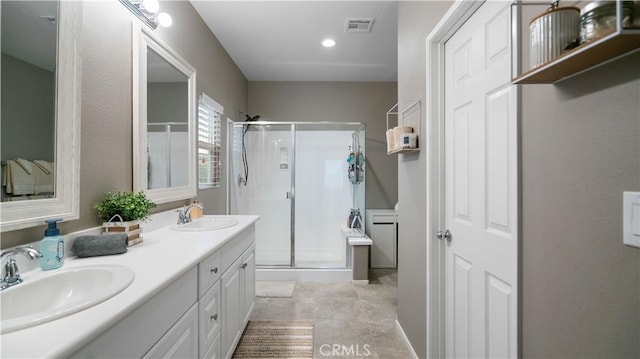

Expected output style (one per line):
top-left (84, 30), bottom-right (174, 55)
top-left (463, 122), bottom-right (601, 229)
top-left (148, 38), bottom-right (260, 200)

top-left (228, 122), bottom-right (365, 278)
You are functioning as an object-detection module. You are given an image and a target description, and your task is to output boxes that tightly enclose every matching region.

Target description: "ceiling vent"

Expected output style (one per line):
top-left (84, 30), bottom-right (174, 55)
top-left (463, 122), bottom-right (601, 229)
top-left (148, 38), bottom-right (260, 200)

top-left (345, 18), bottom-right (374, 33)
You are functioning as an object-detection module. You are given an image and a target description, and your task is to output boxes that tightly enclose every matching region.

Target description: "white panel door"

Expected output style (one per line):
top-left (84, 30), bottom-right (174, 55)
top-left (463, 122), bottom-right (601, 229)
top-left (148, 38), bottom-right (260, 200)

top-left (444, 1), bottom-right (518, 358)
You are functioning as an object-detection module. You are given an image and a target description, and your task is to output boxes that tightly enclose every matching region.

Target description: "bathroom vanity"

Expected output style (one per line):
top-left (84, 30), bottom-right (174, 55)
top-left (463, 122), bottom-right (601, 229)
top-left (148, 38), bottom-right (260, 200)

top-left (0, 215), bottom-right (258, 359)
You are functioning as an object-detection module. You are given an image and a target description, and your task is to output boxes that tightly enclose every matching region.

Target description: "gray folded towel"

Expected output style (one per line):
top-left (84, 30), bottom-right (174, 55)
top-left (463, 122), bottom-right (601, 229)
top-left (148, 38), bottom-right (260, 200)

top-left (72, 233), bottom-right (128, 258)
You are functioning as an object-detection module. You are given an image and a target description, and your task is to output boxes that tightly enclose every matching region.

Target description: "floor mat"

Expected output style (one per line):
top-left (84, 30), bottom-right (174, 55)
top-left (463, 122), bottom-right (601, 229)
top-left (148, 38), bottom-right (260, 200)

top-left (232, 321), bottom-right (314, 359)
top-left (255, 281), bottom-right (296, 298)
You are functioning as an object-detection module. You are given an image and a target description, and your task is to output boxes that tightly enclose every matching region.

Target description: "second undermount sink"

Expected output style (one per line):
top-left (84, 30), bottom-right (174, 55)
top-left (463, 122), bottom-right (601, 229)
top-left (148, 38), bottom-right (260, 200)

top-left (1, 264), bottom-right (135, 334)
top-left (170, 216), bottom-right (239, 232)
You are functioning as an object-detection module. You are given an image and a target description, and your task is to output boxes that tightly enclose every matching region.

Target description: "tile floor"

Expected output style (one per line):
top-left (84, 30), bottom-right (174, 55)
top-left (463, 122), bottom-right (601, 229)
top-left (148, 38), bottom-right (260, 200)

top-left (250, 269), bottom-right (413, 359)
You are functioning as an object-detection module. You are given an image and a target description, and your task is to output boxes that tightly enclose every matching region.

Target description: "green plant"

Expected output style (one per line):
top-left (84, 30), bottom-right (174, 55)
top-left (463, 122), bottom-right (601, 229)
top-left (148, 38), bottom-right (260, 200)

top-left (95, 191), bottom-right (156, 222)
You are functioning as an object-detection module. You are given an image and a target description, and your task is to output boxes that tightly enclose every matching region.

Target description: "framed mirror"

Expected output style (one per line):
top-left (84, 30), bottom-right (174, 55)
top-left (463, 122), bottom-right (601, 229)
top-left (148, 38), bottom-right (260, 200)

top-left (0, 1), bottom-right (81, 232)
top-left (133, 26), bottom-right (196, 204)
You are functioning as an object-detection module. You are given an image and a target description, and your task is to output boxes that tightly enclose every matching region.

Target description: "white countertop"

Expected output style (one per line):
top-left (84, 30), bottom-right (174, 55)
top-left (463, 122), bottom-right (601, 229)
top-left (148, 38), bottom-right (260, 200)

top-left (0, 214), bottom-right (260, 358)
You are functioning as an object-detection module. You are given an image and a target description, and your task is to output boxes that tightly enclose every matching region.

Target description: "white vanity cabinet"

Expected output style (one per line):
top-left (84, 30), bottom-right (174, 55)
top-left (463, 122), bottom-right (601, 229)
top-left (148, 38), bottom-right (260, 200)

top-left (70, 224), bottom-right (256, 359)
top-left (71, 267), bottom-right (198, 358)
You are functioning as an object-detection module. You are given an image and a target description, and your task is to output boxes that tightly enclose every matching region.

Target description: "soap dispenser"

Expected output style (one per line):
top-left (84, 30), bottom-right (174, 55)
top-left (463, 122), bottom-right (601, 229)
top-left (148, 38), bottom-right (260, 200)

top-left (41, 219), bottom-right (64, 270)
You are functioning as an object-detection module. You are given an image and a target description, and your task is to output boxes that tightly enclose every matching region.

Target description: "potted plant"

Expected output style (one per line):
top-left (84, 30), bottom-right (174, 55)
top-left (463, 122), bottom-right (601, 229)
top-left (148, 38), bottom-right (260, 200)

top-left (95, 191), bottom-right (156, 246)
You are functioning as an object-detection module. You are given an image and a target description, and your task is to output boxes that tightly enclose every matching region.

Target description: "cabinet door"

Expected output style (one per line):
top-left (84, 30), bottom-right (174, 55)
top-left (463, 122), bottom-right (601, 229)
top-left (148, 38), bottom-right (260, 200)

top-left (202, 333), bottom-right (220, 359)
top-left (143, 304), bottom-right (199, 359)
top-left (199, 281), bottom-right (221, 358)
top-left (241, 245), bottom-right (255, 326)
top-left (221, 257), bottom-right (242, 359)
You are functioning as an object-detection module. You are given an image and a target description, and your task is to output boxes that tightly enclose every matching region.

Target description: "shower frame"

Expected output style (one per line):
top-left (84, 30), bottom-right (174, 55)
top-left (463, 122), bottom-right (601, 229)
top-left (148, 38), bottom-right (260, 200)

top-left (227, 121), bottom-right (365, 269)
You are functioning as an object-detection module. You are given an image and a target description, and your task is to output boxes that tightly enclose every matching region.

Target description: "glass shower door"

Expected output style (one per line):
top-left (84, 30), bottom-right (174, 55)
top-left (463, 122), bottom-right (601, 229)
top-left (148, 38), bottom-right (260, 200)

top-left (294, 129), bottom-right (353, 268)
top-left (230, 123), bottom-right (293, 266)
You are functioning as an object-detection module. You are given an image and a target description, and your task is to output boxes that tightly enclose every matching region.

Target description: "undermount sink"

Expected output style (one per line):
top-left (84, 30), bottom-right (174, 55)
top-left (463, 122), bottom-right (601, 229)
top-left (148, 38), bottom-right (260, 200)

top-left (170, 216), bottom-right (239, 232)
top-left (1, 264), bottom-right (135, 334)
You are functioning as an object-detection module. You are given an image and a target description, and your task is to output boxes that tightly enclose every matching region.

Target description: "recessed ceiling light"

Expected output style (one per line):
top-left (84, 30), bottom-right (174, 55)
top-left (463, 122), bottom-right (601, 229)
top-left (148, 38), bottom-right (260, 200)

top-left (322, 39), bottom-right (336, 48)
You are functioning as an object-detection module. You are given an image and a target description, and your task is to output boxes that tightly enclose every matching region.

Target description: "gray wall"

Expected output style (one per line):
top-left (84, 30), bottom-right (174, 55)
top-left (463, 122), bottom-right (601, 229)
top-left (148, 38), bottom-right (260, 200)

top-left (397, 2), bottom-right (452, 358)
top-left (1, 53), bottom-right (55, 161)
top-left (521, 52), bottom-right (640, 358)
top-left (248, 81), bottom-right (398, 209)
top-left (399, 2), bottom-right (639, 358)
top-left (2, 0), bottom-right (248, 248)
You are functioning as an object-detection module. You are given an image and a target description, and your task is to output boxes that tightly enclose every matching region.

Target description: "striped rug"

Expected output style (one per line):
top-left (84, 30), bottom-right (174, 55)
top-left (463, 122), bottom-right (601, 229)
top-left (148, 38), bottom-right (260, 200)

top-left (232, 321), bottom-right (314, 358)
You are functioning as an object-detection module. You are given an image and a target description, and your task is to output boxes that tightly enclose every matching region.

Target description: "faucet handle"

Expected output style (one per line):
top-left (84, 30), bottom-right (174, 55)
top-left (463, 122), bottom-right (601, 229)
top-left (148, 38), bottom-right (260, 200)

top-left (1, 247), bottom-right (42, 290)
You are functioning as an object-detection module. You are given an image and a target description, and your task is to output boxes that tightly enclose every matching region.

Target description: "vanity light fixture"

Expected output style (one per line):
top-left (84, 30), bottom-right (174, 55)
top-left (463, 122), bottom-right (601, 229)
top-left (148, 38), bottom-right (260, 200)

top-left (322, 39), bottom-right (336, 48)
top-left (119, 0), bottom-right (172, 29)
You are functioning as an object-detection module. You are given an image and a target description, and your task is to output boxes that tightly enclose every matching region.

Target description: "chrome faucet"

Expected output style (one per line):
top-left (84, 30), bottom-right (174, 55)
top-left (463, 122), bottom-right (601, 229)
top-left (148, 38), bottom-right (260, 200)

top-left (176, 203), bottom-right (204, 225)
top-left (1, 247), bottom-right (43, 290)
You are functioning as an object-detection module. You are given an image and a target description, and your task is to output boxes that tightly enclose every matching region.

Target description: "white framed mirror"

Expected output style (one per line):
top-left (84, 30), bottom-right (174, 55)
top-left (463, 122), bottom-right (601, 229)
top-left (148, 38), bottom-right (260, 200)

top-left (133, 26), bottom-right (197, 204)
top-left (0, 1), bottom-right (81, 232)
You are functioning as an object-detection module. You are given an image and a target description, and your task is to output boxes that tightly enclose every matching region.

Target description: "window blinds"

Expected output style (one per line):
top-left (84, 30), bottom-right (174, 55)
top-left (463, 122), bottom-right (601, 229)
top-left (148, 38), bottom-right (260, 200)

top-left (198, 94), bottom-right (223, 189)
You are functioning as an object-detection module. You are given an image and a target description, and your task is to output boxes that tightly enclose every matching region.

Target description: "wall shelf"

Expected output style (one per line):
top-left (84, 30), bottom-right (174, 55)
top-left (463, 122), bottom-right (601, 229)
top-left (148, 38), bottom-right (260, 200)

top-left (511, 1), bottom-right (640, 84)
top-left (386, 100), bottom-right (421, 155)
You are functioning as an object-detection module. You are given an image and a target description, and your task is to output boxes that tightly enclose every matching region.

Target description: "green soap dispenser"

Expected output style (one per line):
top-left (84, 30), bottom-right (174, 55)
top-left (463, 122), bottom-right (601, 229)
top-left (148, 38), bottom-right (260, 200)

top-left (41, 219), bottom-right (64, 270)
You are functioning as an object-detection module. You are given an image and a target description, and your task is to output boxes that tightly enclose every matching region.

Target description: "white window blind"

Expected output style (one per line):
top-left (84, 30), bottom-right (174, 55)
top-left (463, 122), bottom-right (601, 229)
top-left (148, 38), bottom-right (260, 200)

top-left (198, 94), bottom-right (223, 189)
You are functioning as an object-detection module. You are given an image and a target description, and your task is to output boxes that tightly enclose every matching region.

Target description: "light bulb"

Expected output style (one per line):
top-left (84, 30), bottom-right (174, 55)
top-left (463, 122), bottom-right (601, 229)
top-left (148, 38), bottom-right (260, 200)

top-left (158, 12), bottom-right (173, 27)
top-left (322, 39), bottom-right (336, 48)
top-left (140, 0), bottom-right (159, 13)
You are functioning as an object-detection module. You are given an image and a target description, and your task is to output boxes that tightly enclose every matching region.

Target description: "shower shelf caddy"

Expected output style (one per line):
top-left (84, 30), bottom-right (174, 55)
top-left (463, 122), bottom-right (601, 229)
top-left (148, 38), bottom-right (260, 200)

top-left (510, 0), bottom-right (640, 84)
top-left (386, 100), bottom-right (421, 154)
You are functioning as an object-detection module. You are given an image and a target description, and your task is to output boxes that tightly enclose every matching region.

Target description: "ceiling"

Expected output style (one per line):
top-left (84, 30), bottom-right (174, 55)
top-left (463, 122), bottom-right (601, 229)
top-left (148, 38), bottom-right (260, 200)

top-left (1, 1), bottom-right (57, 72)
top-left (190, 1), bottom-right (398, 82)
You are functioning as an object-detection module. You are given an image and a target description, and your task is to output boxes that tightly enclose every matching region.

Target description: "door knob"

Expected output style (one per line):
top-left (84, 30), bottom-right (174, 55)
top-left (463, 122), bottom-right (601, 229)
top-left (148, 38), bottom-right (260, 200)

top-left (436, 229), bottom-right (452, 242)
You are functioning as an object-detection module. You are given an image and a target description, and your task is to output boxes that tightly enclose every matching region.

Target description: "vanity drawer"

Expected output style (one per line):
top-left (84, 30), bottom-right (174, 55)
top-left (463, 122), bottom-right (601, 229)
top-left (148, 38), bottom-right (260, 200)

top-left (198, 250), bottom-right (221, 298)
top-left (199, 281), bottom-right (221, 357)
top-left (220, 226), bottom-right (255, 274)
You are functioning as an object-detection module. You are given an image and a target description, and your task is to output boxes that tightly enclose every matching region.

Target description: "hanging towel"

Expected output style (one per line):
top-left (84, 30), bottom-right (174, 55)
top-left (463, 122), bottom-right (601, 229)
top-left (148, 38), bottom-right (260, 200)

top-left (33, 162), bottom-right (53, 194)
top-left (4, 160), bottom-right (35, 195)
top-left (33, 160), bottom-right (53, 175)
top-left (15, 158), bottom-right (33, 175)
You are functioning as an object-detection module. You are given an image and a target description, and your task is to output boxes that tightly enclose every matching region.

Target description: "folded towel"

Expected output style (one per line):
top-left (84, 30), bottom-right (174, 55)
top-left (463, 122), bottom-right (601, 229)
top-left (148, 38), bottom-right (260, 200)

top-left (72, 233), bottom-right (128, 258)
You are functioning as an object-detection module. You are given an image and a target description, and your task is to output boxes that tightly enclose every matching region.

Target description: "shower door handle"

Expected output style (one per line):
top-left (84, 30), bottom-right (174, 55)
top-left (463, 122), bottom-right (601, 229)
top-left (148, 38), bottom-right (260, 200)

top-left (286, 192), bottom-right (293, 200)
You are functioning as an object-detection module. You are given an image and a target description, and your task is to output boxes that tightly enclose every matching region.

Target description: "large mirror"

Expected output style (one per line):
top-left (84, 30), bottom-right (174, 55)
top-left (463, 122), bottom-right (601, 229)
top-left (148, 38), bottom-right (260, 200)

top-left (133, 27), bottom-right (196, 203)
top-left (0, 1), bottom-right (81, 231)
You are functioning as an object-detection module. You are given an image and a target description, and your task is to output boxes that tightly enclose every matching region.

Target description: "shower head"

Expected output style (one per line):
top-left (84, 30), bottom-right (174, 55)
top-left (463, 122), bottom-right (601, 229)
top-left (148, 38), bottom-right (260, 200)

top-left (245, 114), bottom-right (260, 122)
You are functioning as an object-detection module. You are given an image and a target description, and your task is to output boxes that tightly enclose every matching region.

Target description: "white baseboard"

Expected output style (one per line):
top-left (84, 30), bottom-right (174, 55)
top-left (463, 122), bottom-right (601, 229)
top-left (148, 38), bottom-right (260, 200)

top-left (396, 320), bottom-right (419, 359)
